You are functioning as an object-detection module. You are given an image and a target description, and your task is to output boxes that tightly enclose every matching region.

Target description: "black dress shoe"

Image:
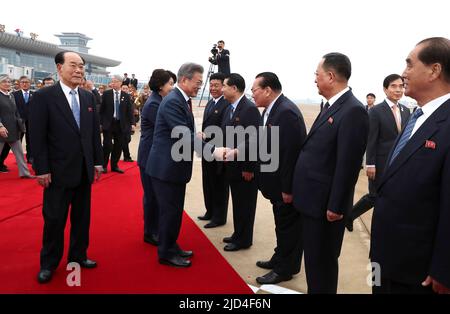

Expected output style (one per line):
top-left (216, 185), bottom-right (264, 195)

top-left (123, 158), bottom-right (134, 162)
top-left (178, 250), bottom-right (193, 258)
top-left (256, 270), bottom-right (292, 285)
top-left (224, 243), bottom-right (250, 252)
top-left (144, 234), bottom-right (159, 246)
top-left (197, 214), bottom-right (211, 221)
top-left (111, 168), bottom-right (124, 174)
top-left (72, 259), bottom-right (97, 268)
top-left (102, 168), bottom-right (107, 174)
top-left (223, 236), bottom-right (233, 244)
top-left (256, 260), bottom-right (275, 270)
top-left (37, 269), bottom-right (53, 284)
top-left (159, 256), bottom-right (191, 268)
top-left (204, 222), bottom-right (225, 228)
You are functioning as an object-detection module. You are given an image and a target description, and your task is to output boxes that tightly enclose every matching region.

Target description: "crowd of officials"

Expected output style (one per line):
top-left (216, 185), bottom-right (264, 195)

top-left (0, 37), bottom-right (449, 294)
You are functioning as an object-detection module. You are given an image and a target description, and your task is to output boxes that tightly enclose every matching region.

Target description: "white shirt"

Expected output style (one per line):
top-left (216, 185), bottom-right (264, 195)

top-left (22, 89), bottom-right (30, 99)
top-left (326, 86), bottom-right (350, 108)
top-left (176, 85), bottom-right (190, 103)
top-left (213, 95), bottom-right (223, 104)
top-left (410, 92), bottom-right (450, 137)
top-left (230, 94), bottom-right (245, 114)
top-left (263, 94), bottom-right (282, 126)
top-left (59, 81), bottom-right (80, 111)
top-left (385, 98), bottom-right (402, 125)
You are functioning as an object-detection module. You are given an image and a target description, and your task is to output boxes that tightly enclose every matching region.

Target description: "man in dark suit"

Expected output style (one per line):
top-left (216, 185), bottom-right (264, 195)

top-left (347, 74), bottom-right (410, 231)
top-left (130, 74), bottom-right (138, 90)
top-left (365, 93), bottom-right (376, 111)
top-left (12, 76), bottom-right (34, 162)
top-left (292, 53), bottom-right (369, 293)
top-left (371, 37), bottom-right (450, 294)
top-left (250, 72), bottom-right (306, 285)
top-left (99, 75), bottom-right (135, 173)
top-left (147, 63), bottom-right (225, 268)
top-left (209, 40), bottom-right (230, 75)
top-left (198, 72), bottom-right (230, 228)
top-left (29, 51), bottom-right (103, 284)
top-left (221, 73), bottom-right (260, 252)
top-left (122, 73), bottom-right (130, 87)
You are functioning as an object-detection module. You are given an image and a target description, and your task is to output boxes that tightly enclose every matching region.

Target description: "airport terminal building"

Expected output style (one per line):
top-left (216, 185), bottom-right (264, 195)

top-left (0, 30), bottom-right (120, 85)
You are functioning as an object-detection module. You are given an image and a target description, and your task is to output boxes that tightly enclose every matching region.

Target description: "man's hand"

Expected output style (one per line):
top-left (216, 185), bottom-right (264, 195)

top-left (213, 147), bottom-right (230, 161)
top-left (282, 192), bottom-right (293, 204)
top-left (422, 276), bottom-right (450, 294)
top-left (225, 148), bottom-right (238, 161)
top-left (37, 173), bottom-right (51, 188)
top-left (0, 126), bottom-right (8, 138)
top-left (242, 171), bottom-right (254, 182)
top-left (366, 167), bottom-right (376, 180)
top-left (95, 166), bottom-right (103, 182)
top-left (196, 132), bottom-right (206, 140)
top-left (326, 210), bottom-right (343, 222)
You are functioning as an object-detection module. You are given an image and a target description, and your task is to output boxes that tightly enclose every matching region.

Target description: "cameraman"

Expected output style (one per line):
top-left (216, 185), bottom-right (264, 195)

top-left (208, 40), bottom-right (230, 75)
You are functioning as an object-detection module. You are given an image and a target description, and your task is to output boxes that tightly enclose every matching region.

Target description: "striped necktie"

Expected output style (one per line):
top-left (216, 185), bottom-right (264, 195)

top-left (389, 108), bottom-right (423, 166)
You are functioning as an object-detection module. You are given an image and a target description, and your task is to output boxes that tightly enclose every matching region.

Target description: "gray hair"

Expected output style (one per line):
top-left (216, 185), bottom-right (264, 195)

top-left (0, 74), bottom-right (10, 83)
top-left (111, 74), bottom-right (123, 81)
top-left (177, 63), bottom-right (204, 80)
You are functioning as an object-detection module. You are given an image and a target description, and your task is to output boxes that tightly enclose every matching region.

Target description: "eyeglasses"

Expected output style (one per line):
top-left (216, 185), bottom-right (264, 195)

top-left (251, 87), bottom-right (262, 93)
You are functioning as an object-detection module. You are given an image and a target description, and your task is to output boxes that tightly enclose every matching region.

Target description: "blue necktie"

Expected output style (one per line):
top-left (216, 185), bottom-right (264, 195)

top-left (115, 91), bottom-right (120, 120)
top-left (24, 91), bottom-right (29, 103)
top-left (389, 108), bottom-right (423, 166)
top-left (70, 89), bottom-right (80, 128)
top-left (229, 104), bottom-right (234, 120)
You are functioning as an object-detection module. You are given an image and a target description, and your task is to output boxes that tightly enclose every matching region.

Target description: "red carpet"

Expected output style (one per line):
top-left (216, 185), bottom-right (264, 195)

top-left (0, 155), bottom-right (252, 294)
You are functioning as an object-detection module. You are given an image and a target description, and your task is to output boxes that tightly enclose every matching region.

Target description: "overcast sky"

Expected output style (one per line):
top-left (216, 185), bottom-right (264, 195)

top-left (2, 0), bottom-right (449, 102)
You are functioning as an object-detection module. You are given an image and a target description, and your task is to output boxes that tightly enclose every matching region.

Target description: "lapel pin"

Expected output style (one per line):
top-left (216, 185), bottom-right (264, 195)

top-left (235, 117), bottom-right (240, 122)
top-left (328, 117), bottom-right (334, 124)
top-left (425, 140), bottom-right (436, 149)
top-left (88, 107), bottom-right (93, 112)
top-left (214, 110), bottom-right (218, 114)
top-left (267, 123), bottom-right (272, 128)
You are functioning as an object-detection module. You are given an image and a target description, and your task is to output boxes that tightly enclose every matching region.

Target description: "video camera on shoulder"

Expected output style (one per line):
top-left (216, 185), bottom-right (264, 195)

top-left (211, 44), bottom-right (218, 56)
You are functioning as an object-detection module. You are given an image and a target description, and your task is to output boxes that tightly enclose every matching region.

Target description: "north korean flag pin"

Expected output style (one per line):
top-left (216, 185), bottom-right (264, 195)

top-left (235, 117), bottom-right (240, 122)
top-left (214, 110), bottom-right (218, 114)
top-left (425, 140), bottom-right (436, 149)
top-left (328, 117), bottom-right (334, 124)
top-left (88, 107), bottom-right (93, 112)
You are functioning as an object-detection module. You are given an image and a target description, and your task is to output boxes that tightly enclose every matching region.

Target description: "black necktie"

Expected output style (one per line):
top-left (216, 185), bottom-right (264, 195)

top-left (187, 98), bottom-right (192, 112)
top-left (319, 102), bottom-right (330, 118)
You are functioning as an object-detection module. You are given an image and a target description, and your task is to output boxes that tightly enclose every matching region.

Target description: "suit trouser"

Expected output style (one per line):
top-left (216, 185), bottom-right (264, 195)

top-left (349, 178), bottom-right (376, 222)
top-left (301, 214), bottom-right (346, 294)
top-left (151, 177), bottom-right (186, 259)
top-left (40, 169), bottom-right (91, 270)
top-left (139, 166), bottom-right (159, 237)
top-left (0, 141), bottom-right (30, 177)
top-left (20, 121), bottom-right (31, 160)
top-left (270, 201), bottom-right (303, 277)
top-left (201, 160), bottom-right (229, 224)
top-left (228, 178), bottom-right (258, 247)
top-left (0, 142), bottom-right (9, 166)
top-left (122, 132), bottom-right (132, 160)
top-left (372, 277), bottom-right (433, 294)
top-left (102, 120), bottom-right (123, 169)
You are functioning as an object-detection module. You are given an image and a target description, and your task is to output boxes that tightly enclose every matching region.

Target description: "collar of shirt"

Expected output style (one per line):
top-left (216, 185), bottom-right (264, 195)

top-left (411, 92), bottom-right (450, 136)
top-left (265, 94), bottom-right (282, 118)
top-left (176, 85), bottom-right (190, 102)
top-left (385, 98), bottom-right (399, 108)
top-left (327, 86), bottom-right (350, 108)
top-left (22, 89), bottom-right (30, 96)
top-left (60, 81), bottom-right (79, 109)
top-left (213, 95), bottom-right (223, 104)
top-left (0, 90), bottom-right (9, 96)
top-left (231, 94), bottom-right (245, 111)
